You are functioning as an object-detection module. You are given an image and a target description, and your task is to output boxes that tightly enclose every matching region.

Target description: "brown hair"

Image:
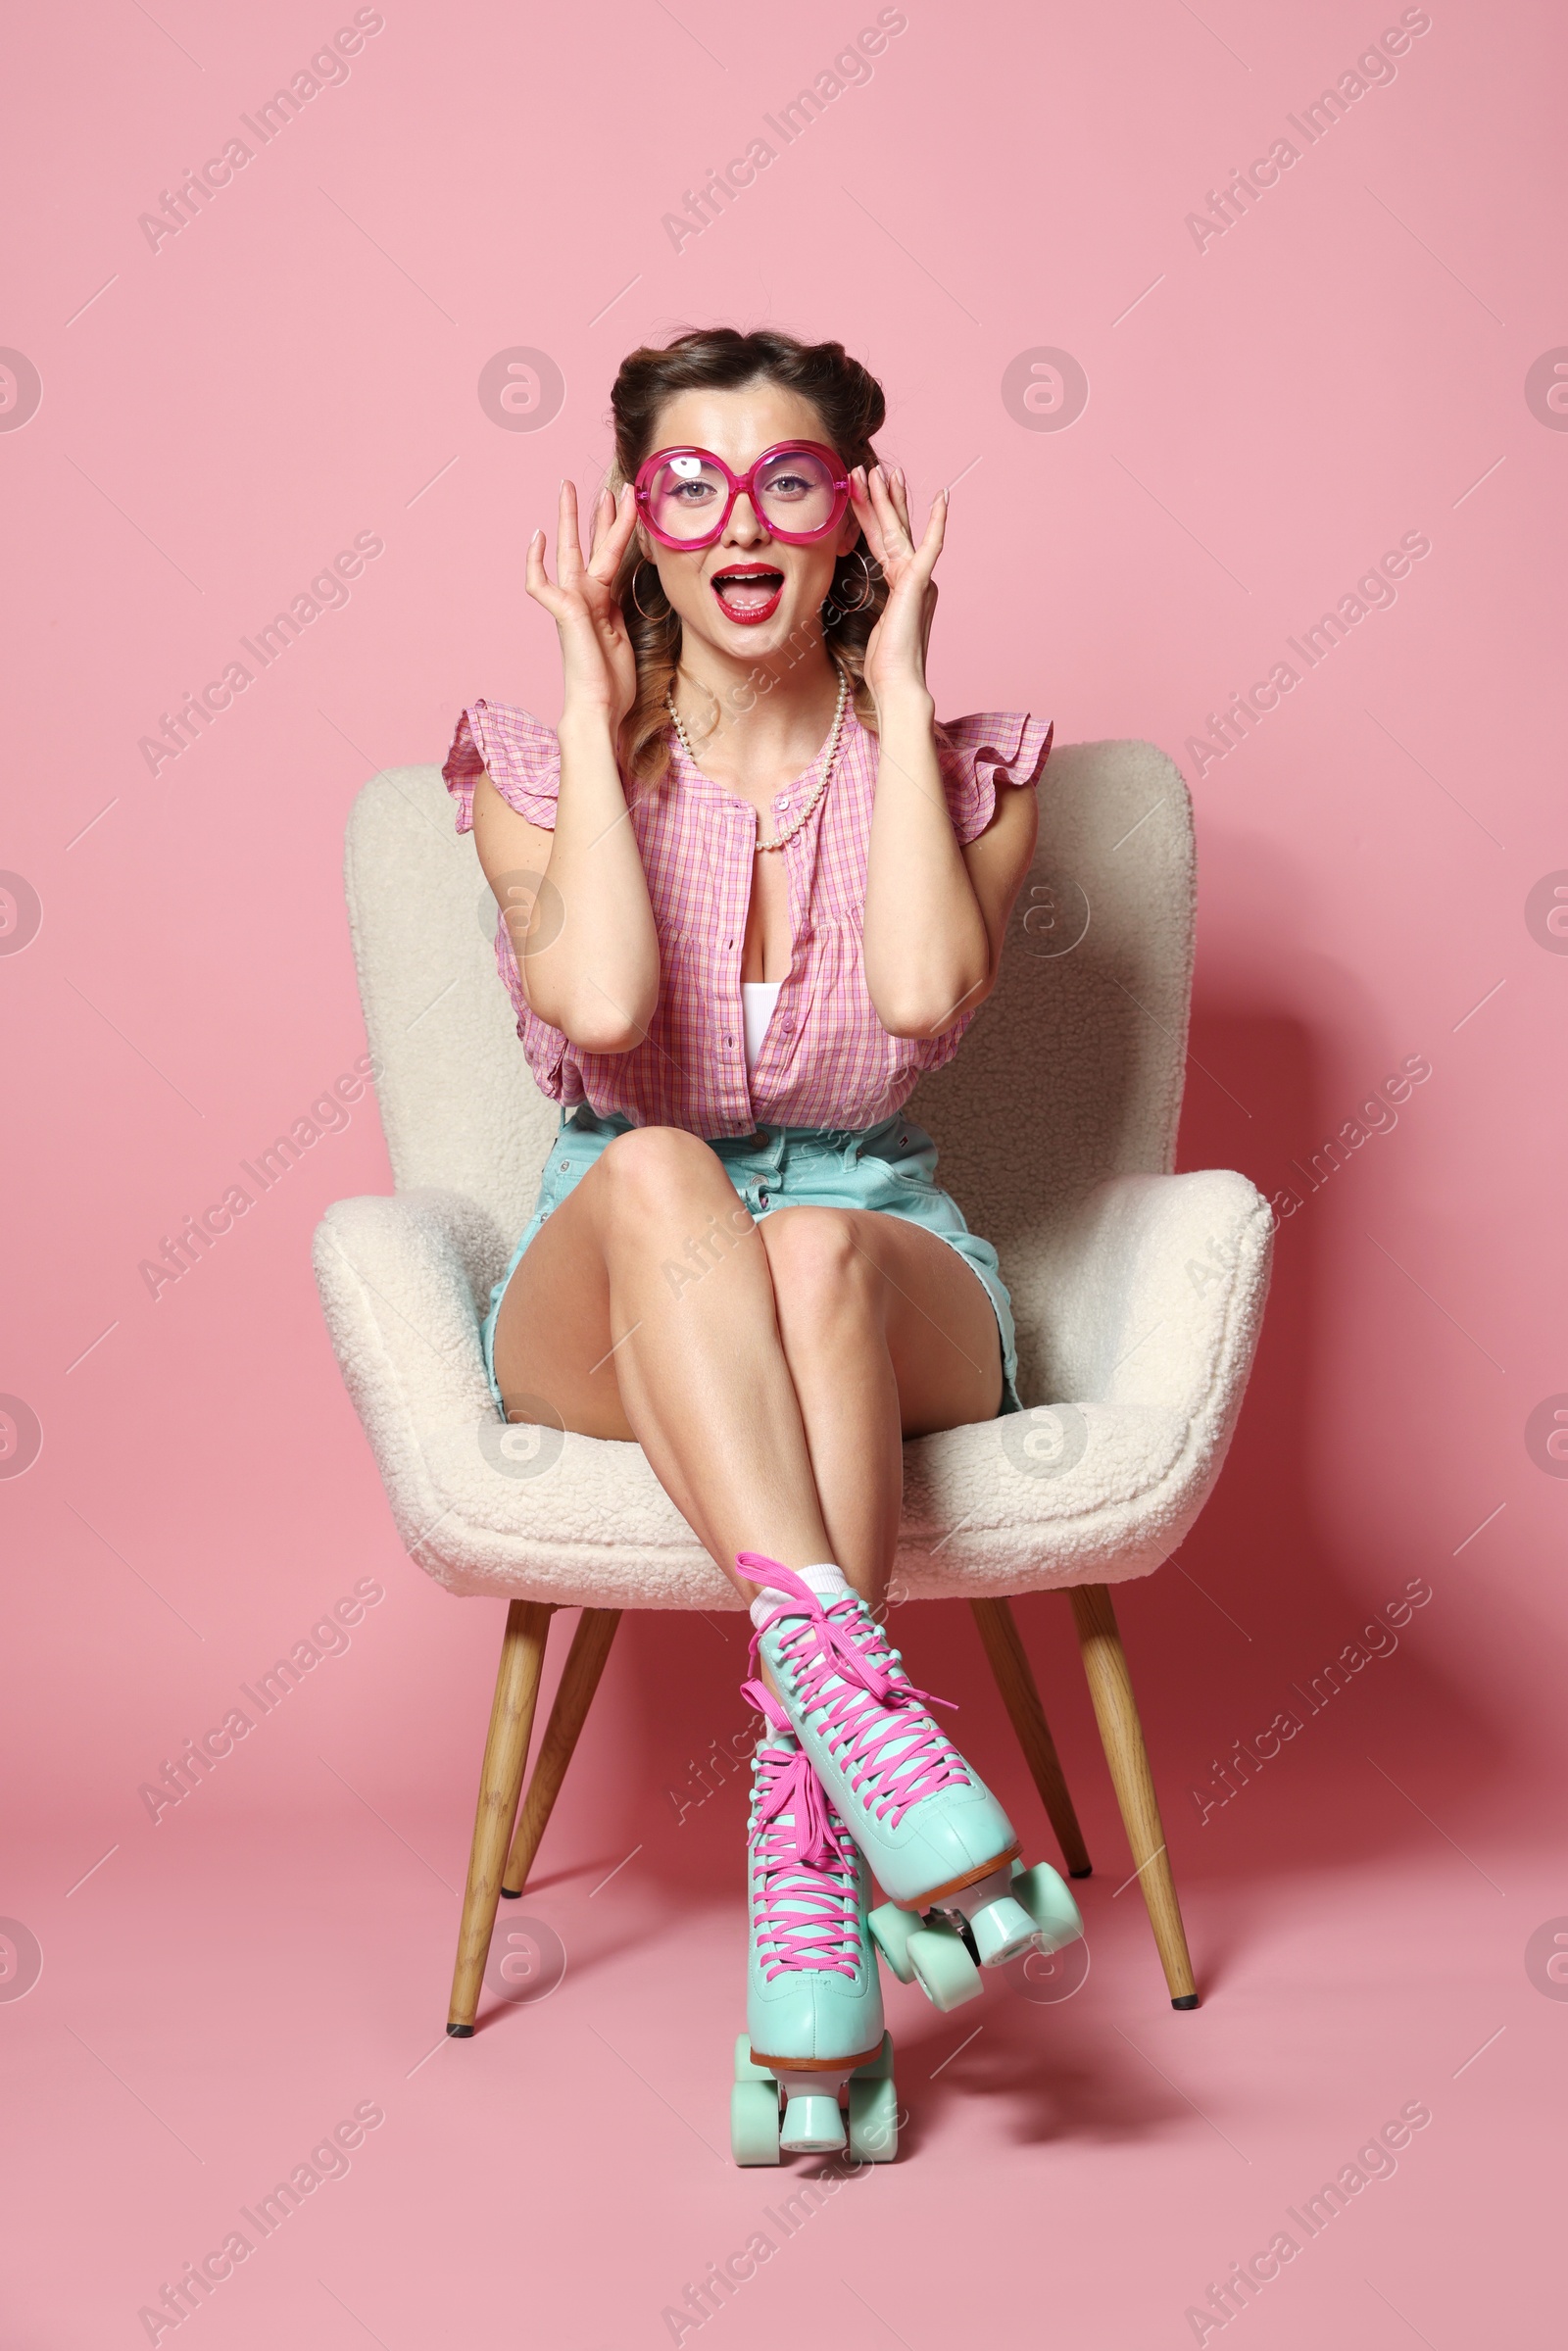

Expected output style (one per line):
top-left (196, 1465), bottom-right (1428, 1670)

top-left (607, 326), bottom-right (890, 787)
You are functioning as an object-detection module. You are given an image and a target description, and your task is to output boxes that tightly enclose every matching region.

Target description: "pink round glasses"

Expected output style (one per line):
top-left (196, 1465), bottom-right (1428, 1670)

top-left (633, 439), bottom-right (852, 551)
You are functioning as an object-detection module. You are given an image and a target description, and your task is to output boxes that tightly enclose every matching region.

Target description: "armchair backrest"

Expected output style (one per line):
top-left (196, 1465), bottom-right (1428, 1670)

top-left (905, 740), bottom-right (1195, 1394)
top-left (344, 765), bottom-right (561, 1242)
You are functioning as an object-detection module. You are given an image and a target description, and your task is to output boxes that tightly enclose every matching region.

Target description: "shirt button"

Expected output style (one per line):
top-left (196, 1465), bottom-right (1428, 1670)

top-left (781, 1018), bottom-right (794, 1034)
top-left (558, 1160), bottom-right (569, 1171)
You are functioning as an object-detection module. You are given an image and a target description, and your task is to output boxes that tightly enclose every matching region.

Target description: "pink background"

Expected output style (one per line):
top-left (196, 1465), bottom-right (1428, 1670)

top-left (3, 1), bottom-right (1564, 2343)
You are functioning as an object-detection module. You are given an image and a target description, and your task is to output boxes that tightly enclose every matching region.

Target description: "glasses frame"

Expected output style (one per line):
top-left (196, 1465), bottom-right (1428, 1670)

top-left (632, 439), bottom-right (852, 552)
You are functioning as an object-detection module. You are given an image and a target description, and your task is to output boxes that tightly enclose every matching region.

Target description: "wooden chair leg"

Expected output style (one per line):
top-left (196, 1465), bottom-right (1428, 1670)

top-left (502, 1607), bottom-right (621, 1897)
top-left (1068, 1584), bottom-right (1199, 2009)
top-left (446, 1599), bottom-right (553, 2036)
top-left (969, 1597), bottom-right (1092, 1878)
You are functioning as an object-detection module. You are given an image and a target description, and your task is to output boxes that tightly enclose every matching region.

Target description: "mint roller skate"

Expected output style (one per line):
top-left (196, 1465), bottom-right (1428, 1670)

top-left (739, 1556), bottom-right (1083, 2014)
top-left (729, 1686), bottom-right (898, 2166)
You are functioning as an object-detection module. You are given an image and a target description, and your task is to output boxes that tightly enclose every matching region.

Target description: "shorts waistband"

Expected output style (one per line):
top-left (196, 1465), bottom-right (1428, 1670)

top-left (560, 1105), bottom-right (923, 1169)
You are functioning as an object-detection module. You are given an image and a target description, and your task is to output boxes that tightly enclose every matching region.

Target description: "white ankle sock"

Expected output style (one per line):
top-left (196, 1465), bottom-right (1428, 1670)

top-left (748, 1560), bottom-right (848, 1630)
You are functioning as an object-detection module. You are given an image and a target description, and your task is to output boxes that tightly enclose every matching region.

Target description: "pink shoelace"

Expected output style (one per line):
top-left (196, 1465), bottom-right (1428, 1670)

top-left (741, 1679), bottom-right (862, 1981)
top-left (739, 1555), bottom-right (970, 1833)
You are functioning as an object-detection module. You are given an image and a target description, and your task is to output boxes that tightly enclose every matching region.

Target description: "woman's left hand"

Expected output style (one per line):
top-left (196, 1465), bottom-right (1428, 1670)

top-left (849, 463), bottom-right (945, 710)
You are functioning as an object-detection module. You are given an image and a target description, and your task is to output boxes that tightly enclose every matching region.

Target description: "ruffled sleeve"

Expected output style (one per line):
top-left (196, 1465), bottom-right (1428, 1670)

top-left (442, 700), bottom-right (562, 834)
top-left (935, 711), bottom-right (1054, 846)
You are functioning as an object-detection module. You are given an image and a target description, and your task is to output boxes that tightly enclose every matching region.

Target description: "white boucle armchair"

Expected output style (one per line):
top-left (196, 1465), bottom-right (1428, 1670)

top-left (314, 740), bottom-right (1273, 2035)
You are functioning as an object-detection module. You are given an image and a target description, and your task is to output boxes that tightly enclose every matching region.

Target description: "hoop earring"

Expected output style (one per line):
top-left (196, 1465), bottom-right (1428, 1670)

top-left (630, 563), bottom-right (672, 625)
top-left (827, 547), bottom-right (877, 615)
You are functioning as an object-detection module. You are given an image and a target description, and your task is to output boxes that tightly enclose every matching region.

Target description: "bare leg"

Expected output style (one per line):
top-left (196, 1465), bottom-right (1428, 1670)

top-left (757, 1204), bottom-right (1001, 1604)
top-left (491, 1128), bottom-right (1002, 1607)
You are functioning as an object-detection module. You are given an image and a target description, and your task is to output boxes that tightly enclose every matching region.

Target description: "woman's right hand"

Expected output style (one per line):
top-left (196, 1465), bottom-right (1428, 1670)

top-left (525, 480), bottom-right (642, 730)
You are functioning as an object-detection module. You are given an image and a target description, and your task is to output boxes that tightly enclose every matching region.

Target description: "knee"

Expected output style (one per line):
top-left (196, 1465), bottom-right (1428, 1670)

top-left (595, 1125), bottom-right (715, 1219)
top-left (762, 1208), bottom-right (879, 1343)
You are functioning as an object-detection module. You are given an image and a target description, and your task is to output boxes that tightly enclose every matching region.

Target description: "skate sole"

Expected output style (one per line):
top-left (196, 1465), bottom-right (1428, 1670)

top-left (748, 2038), bottom-right (886, 2074)
top-left (889, 1843), bottom-right (1021, 1910)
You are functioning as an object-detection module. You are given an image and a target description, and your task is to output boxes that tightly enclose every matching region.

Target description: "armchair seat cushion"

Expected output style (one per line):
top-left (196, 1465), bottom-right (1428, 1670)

top-left (314, 1163), bottom-right (1272, 1610)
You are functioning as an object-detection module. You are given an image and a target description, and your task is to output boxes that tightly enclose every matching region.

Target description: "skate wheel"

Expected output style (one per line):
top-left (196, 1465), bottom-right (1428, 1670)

top-left (868, 1902), bottom-right (920, 1984)
top-left (732, 2032), bottom-right (776, 2084)
top-left (780, 2091), bottom-right (846, 2155)
top-left (848, 2074), bottom-right (898, 2162)
top-left (967, 1891), bottom-right (1045, 1969)
top-left (1010, 1863), bottom-right (1085, 1951)
top-left (730, 2081), bottom-right (782, 2165)
top-left (851, 2030), bottom-right (895, 2082)
top-left (907, 1921), bottom-right (983, 2011)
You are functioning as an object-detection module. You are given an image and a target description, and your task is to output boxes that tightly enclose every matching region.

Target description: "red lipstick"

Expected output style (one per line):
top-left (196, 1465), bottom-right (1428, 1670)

top-left (710, 563), bottom-right (785, 625)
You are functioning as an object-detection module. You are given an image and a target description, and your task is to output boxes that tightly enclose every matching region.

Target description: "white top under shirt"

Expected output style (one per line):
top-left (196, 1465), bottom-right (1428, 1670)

top-left (741, 981), bottom-right (781, 1077)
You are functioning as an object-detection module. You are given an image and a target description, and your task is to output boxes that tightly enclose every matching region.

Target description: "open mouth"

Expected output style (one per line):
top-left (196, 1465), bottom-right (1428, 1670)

top-left (710, 564), bottom-right (784, 624)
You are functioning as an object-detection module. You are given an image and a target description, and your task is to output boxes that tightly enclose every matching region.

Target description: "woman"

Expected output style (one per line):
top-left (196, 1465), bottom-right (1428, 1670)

top-left (443, 326), bottom-right (1079, 2160)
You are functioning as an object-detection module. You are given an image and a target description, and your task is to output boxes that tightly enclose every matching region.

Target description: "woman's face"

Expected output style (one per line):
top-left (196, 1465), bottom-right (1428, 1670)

top-left (634, 381), bottom-right (860, 664)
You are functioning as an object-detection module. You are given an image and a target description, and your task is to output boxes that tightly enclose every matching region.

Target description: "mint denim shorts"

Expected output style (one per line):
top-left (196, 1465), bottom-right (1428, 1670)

top-left (482, 1105), bottom-right (1022, 1422)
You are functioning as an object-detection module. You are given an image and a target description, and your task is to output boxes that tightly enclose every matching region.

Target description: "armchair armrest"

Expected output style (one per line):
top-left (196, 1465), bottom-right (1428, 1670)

top-left (313, 1187), bottom-right (513, 1433)
top-left (1035, 1168), bottom-right (1274, 1419)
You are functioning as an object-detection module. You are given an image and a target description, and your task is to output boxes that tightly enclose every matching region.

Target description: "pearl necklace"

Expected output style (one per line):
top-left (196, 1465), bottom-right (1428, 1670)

top-left (665, 665), bottom-right (851, 853)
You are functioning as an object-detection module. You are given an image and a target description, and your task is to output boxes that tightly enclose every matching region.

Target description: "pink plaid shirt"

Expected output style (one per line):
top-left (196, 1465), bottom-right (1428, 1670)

top-left (443, 700), bottom-right (1052, 1140)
